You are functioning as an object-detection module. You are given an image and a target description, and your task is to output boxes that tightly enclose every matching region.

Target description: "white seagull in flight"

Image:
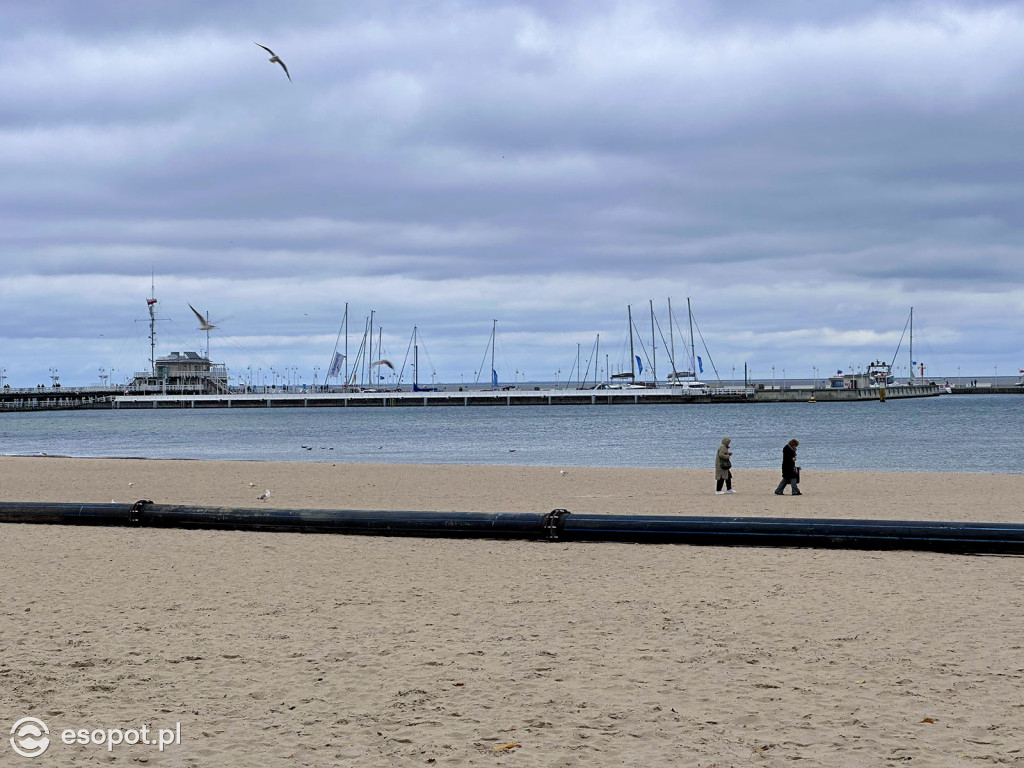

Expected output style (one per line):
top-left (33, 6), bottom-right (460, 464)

top-left (254, 42), bottom-right (291, 81)
top-left (189, 304), bottom-right (216, 331)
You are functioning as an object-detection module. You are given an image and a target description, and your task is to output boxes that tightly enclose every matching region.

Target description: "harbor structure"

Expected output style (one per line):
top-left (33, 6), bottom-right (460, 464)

top-left (128, 351), bottom-right (229, 395)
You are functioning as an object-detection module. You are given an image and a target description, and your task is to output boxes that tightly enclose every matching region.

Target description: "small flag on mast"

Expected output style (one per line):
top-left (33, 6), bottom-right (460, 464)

top-left (327, 352), bottom-right (345, 378)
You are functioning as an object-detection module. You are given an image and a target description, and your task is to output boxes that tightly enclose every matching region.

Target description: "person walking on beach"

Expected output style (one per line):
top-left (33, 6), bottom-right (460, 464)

top-left (715, 437), bottom-right (735, 494)
top-left (774, 439), bottom-right (801, 495)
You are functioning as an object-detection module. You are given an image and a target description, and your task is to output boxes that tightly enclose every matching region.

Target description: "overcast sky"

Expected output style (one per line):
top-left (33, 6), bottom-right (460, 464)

top-left (2, 0), bottom-right (1022, 388)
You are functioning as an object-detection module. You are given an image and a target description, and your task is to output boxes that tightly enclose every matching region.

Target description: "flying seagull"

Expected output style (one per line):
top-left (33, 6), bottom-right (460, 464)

top-left (254, 42), bottom-right (291, 81)
top-left (189, 304), bottom-right (216, 331)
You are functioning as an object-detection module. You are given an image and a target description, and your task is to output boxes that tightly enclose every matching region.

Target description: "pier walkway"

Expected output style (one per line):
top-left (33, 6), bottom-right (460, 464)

top-left (111, 387), bottom-right (755, 409)
top-left (2, 382), bottom-right (1019, 413)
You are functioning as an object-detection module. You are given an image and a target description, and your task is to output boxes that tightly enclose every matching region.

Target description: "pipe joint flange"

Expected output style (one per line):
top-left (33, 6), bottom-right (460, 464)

top-left (543, 508), bottom-right (571, 541)
top-left (129, 499), bottom-right (153, 525)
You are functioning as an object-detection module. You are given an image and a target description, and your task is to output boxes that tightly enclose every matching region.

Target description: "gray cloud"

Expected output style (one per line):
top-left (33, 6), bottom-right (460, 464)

top-left (1, 1), bottom-right (1022, 386)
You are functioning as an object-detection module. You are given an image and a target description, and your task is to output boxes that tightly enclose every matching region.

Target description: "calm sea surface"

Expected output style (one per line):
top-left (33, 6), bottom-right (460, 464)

top-left (0, 396), bottom-right (1021, 473)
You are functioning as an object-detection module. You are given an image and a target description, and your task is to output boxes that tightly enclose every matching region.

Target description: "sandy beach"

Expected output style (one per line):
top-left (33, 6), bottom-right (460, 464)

top-left (2, 456), bottom-right (1023, 766)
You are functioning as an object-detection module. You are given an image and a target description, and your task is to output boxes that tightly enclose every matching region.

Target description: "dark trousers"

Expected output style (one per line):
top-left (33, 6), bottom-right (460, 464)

top-left (775, 477), bottom-right (800, 495)
top-left (716, 473), bottom-right (732, 491)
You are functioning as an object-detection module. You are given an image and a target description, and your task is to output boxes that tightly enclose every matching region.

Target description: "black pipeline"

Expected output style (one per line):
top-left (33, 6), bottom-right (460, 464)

top-left (1, 501), bottom-right (1023, 554)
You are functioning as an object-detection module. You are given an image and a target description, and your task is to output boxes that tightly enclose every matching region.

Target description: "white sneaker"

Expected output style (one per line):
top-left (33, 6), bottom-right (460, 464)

top-left (715, 491), bottom-right (725, 495)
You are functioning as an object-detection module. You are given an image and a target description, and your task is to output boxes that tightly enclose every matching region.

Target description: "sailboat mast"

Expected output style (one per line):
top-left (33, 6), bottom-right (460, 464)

top-left (628, 304), bottom-right (636, 380)
top-left (491, 319), bottom-right (496, 387)
top-left (909, 306), bottom-right (914, 382)
top-left (343, 302), bottom-right (349, 387)
top-left (687, 297), bottom-right (695, 379)
top-left (649, 299), bottom-right (656, 384)
top-left (360, 315), bottom-right (370, 386)
top-left (595, 333), bottom-right (600, 388)
top-left (668, 298), bottom-right (676, 381)
top-left (413, 326), bottom-right (418, 389)
top-left (369, 310), bottom-right (374, 385)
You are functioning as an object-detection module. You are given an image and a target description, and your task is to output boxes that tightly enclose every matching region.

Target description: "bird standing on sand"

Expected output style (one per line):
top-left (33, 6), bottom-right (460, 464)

top-left (258, 489), bottom-right (270, 501)
top-left (254, 42), bottom-right (291, 81)
top-left (189, 304), bottom-right (216, 331)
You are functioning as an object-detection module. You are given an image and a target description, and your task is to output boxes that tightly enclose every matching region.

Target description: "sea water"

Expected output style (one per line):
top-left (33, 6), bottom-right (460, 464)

top-left (0, 395), bottom-right (1020, 473)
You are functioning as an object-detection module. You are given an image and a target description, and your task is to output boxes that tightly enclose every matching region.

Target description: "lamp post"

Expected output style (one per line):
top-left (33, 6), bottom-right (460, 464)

top-left (314, 366), bottom-right (320, 391)
top-left (0, 367), bottom-right (6, 389)
top-left (99, 367), bottom-right (108, 387)
top-left (49, 367), bottom-right (59, 388)
top-left (772, 366), bottom-right (775, 390)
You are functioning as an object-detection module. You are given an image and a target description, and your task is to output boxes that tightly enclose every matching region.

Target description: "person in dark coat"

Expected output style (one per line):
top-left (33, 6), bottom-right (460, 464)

top-left (715, 437), bottom-right (734, 494)
top-left (774, 438), bottom-right (801, 495)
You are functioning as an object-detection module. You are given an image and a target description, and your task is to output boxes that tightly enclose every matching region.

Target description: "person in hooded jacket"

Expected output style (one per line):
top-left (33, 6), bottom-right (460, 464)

top-left (715, 437), bottom-right (735, 494)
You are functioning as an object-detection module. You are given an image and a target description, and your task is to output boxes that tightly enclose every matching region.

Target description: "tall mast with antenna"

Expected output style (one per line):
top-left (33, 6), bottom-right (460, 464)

top-left (146, 275), bottom-right (158, 375)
